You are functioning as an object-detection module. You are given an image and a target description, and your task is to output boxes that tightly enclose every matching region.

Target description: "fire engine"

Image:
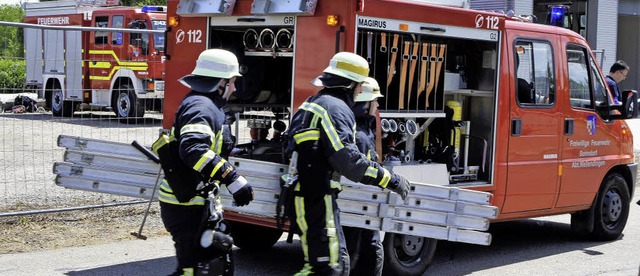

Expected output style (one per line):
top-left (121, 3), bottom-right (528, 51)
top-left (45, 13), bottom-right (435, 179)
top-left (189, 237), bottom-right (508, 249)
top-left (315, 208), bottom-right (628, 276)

top-left (51, 0), bottom-right (637, 275)
top-left (22, 0), bottom-right (166, 119)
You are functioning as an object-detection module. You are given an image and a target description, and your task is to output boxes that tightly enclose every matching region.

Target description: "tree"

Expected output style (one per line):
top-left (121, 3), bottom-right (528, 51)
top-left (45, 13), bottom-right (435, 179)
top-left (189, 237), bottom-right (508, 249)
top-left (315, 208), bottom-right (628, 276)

top-left (118, 0), bottom-right (167, 7)
top-left (0, 4), bottom-right (25, 59)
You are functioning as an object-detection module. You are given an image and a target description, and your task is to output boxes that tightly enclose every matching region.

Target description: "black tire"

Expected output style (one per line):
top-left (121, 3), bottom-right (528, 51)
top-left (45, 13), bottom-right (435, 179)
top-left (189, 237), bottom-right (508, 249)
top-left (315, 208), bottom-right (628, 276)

top-left (382, 233), bottom-right (437, 276)
top-left (591, 173), bottom-right (630, 241)
top-left (114, 84), bottom-right (145, 120)
top-left (51, 89), bottom-right (75, 117)
top-left (227, 221), bottom-right (283, 250)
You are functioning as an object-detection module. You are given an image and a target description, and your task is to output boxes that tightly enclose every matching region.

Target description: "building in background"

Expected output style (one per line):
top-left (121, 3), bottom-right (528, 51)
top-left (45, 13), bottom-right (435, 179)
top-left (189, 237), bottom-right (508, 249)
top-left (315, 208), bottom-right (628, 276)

top-left (617, 0), bottom-right (640, 91)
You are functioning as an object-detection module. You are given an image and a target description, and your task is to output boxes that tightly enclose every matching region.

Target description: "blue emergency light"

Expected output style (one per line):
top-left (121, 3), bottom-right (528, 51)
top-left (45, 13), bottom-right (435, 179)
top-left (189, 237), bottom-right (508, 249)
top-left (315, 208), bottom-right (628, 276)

top-left (142, 6), bottom-right (165, 13)
top-left (548, 5), bottom-right (569, 28)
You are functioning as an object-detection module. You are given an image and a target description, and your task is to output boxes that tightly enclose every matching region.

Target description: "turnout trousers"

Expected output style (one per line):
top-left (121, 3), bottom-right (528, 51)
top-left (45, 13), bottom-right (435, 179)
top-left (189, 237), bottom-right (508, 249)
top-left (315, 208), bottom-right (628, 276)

top-left (293, 184), bottom-right (349, 276)
top-left (160, 202), bottom-right (205, 275)
top-left (343, 226), bottom-right (383, 276)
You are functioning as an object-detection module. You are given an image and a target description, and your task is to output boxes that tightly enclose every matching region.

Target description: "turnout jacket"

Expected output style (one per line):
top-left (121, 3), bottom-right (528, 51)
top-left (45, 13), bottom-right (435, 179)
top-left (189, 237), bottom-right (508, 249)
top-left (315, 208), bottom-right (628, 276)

top-left (287, 88), bottom-right (392, 189)
top-left (352, 102), bottom-right (378, 162)
top-left (156, 91), bottom-right (237, 205)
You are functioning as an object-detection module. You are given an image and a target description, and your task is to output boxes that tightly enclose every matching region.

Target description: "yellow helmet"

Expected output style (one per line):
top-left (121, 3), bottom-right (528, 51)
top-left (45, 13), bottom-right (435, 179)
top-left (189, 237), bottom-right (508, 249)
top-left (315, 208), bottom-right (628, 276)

top-left (322, 52), bottom-right (369, 83)
top-left (356, 77), bottom-right (383, 102)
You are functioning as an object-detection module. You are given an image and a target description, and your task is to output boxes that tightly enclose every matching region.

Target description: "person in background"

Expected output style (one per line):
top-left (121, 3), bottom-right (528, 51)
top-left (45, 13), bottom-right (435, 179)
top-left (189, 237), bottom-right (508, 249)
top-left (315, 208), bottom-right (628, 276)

top-left (153, 49), bottom-right (254, 276)
top-left (605, 60), bottom-right (630, 104)
top-left (285, 52), bottom-right (410, 275)
top-left (343, 77), bottom-right (385, 276)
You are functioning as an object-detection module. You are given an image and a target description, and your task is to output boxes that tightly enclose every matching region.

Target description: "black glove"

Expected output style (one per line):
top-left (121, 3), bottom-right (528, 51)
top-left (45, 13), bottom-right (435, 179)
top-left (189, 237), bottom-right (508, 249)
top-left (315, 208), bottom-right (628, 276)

top-left (227, 176), bottom-right (254, 206)
top-left (389, 173), bottom-right (410, 200)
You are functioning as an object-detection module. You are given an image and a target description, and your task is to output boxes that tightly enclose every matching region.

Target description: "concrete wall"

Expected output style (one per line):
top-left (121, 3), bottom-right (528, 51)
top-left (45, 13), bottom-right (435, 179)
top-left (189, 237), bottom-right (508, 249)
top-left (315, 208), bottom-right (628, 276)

top-left (590, 0), bottom-right (618, 71)
top-left (617, 15), bottom-right (640, 91)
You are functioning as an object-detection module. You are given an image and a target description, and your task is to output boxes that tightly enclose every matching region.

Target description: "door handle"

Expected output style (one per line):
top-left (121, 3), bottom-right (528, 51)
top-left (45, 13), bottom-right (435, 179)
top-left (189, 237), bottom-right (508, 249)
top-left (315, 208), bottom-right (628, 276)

top-left (564, 118), bottom-right (574, 135)
top-left (511, 118), bottom-right (522, 136)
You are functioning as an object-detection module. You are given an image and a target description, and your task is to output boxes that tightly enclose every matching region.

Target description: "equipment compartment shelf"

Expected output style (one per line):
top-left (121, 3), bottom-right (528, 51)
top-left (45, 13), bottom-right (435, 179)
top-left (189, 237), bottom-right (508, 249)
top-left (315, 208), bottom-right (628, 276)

top-left (379, 112), bottom-right (446, 118)
top-left (446, 89), bottom-right (494, 97)
top-left (244, 51), bottom-right (293, 57)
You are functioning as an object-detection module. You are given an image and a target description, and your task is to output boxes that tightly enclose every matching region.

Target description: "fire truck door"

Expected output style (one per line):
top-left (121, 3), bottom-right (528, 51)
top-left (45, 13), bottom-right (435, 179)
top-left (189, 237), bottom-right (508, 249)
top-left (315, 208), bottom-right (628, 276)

top-left (88, 15), bottom-right (110, 90)
top-left (504, 35), bottom-right (561, 213)
top-left (556, 45), bottom-right (619, 208)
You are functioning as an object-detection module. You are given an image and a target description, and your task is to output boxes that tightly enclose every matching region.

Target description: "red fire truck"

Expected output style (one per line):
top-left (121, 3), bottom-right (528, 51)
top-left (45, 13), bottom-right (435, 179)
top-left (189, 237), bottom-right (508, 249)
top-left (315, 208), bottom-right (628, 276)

top-left (159, 0), bottom-right (636, 274)
top-left (22, 0), bottom-right (166, 119)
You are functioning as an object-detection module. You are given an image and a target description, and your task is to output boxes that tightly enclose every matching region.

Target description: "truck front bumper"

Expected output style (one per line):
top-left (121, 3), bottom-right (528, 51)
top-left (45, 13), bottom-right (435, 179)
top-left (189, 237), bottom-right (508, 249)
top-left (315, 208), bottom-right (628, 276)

top-left (628, 163), bottom-right (637, 197)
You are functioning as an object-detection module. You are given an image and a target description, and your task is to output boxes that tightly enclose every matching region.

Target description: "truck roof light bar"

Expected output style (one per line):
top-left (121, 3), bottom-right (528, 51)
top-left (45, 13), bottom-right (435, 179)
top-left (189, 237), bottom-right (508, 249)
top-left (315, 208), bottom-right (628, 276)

top-left (176, 0), bottom-right (236, 16)
top-left (251, 0), bottom-right (318, 15)
top-left (142, 6), bottom-right (166, 13)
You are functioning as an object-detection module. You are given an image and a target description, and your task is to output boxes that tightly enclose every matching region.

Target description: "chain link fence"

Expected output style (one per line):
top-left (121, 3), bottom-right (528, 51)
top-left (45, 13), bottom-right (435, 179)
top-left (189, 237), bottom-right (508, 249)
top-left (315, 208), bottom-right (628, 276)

top-left (0, 21), bottom-right (165, 215)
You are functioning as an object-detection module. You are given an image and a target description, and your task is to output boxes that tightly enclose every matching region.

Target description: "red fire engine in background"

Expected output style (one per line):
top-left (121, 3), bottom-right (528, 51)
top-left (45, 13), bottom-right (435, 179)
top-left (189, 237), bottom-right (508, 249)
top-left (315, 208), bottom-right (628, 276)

top-left (22, 0), bottom-right (166, 119)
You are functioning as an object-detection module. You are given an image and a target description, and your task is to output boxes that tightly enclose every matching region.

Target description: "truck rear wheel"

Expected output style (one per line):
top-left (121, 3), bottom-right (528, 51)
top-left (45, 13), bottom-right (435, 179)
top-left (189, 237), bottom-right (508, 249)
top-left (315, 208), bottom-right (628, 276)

top-left (227, 221), bottom-right (283, 250)
top-left (382, 233), bottom-right (437, 276)
top-left (51, 89), bottom-right (75, 117)
top-left (591, 173), bottom-right (630, 241)
top-left (115, 84), bottom-right (145, 121)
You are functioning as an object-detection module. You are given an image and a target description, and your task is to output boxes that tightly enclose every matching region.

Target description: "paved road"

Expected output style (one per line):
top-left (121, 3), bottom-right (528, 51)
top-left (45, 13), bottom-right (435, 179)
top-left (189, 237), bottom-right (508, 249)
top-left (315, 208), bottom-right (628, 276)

top-left (0, 119), bottom-right (639, 276)
top-left (1, 203), bottom-right (639, 276)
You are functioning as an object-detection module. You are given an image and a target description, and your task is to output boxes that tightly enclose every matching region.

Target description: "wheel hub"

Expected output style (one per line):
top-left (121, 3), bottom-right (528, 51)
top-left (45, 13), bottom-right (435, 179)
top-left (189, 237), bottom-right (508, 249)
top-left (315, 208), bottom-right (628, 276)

top-left (400, 235), bottom-right (424, 256)
top-left (603, 190), bottom-right (622, 222)
top-left (118, 93), bottom-right (130, 115)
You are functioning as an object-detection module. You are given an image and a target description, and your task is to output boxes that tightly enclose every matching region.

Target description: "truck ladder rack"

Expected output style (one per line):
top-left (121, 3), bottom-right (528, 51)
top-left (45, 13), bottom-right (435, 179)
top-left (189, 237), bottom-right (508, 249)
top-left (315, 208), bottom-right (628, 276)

top-left (54, 135), bottom-right (497, 246)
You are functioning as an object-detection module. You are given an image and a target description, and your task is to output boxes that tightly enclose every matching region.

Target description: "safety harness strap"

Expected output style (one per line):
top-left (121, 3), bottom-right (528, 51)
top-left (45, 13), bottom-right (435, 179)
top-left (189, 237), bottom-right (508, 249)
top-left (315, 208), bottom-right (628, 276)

top-left (407, 42), bottom-right (419, 109)
top-left (417, 43), bottom-right (429, 100)
top-left (367, 32), bottom-right (373, 64)
top-left (426, 43), bottom-right (437, 108)
top-left (398, 41), bottom-right (410, 109)
top-left (386, 34), bottom-right (400, 87)
top-left (433, 44), bottom-right (447, 98)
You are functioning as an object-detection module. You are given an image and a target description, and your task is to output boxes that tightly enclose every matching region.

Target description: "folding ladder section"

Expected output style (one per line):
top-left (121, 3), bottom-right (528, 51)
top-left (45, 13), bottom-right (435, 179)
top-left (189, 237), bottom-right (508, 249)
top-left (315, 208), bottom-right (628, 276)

top-left (54, 135), bottom-right (498, 246)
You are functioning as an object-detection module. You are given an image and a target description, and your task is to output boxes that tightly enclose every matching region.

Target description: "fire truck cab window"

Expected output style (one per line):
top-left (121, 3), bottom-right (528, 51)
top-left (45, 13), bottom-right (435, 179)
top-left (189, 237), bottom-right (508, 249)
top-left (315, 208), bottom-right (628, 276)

top-left (567, 46), bottom-right (593, 109)
top-left (589, 57), bottom-right (608, 106)
top-left (515, 40), bottom-right (555, 106)
top-left (151, 20), bottom-right (166, 52)
top-left (112, 15), bottom-right (124, 45)
top-left (95, 16), bottom-right (109, 45)
top-left (129, 20), bottom-right (149, 56)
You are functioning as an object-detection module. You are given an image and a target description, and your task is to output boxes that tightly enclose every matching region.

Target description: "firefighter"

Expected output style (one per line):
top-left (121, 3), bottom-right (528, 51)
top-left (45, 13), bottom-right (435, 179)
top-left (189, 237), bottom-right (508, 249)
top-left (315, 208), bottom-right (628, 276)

top-left (343, 77), bottom-right (385, 276)
top-left (153, 49), bottom-right (254, 276)
top-left (286, 52), bottom-right (411, 275)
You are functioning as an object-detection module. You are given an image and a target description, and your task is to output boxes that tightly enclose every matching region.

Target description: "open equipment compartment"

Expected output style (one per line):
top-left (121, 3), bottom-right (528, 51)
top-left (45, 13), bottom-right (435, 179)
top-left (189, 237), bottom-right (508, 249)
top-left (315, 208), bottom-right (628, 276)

top-left (355, 15), bottom-right (500, 185)
top-left (207, 16), bottom-right (296, 164)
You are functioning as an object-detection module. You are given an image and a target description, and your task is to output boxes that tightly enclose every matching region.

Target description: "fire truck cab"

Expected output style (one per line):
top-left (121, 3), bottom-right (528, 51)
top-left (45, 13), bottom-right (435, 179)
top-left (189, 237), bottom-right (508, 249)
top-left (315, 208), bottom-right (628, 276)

top-left (163, 0), bottom-right (637, 274)
top-left (23, 0), bottom-right (166, 119)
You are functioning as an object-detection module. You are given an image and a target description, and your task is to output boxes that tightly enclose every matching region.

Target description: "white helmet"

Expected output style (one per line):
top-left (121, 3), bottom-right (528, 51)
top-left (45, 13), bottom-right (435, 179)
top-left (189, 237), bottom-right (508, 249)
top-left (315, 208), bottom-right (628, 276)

top-left (356, 77), bottom-right (383, 102)
top-left (179, 49), bottom-right (242, 92)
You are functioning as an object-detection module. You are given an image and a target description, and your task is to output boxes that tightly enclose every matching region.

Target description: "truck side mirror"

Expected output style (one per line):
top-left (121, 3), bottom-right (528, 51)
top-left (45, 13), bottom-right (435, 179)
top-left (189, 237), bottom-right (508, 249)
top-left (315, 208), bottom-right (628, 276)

top-left (621, 90), bottom-right (638, 118)
top-left (606, 90), bottom-right (638, 120)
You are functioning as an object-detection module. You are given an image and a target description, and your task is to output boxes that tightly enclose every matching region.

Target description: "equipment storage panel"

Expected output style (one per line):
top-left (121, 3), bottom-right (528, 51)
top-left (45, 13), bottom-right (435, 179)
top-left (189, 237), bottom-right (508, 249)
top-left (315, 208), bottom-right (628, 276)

top-left (208, 16), bottom-right (296, 163)
top-left (355, 16), bottom-right (499, 185)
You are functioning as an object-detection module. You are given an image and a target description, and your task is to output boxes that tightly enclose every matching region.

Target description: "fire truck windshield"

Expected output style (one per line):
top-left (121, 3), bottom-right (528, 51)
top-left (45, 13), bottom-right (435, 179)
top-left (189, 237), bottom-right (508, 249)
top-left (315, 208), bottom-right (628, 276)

top-left (152, 20), bottom-right (166, 52)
